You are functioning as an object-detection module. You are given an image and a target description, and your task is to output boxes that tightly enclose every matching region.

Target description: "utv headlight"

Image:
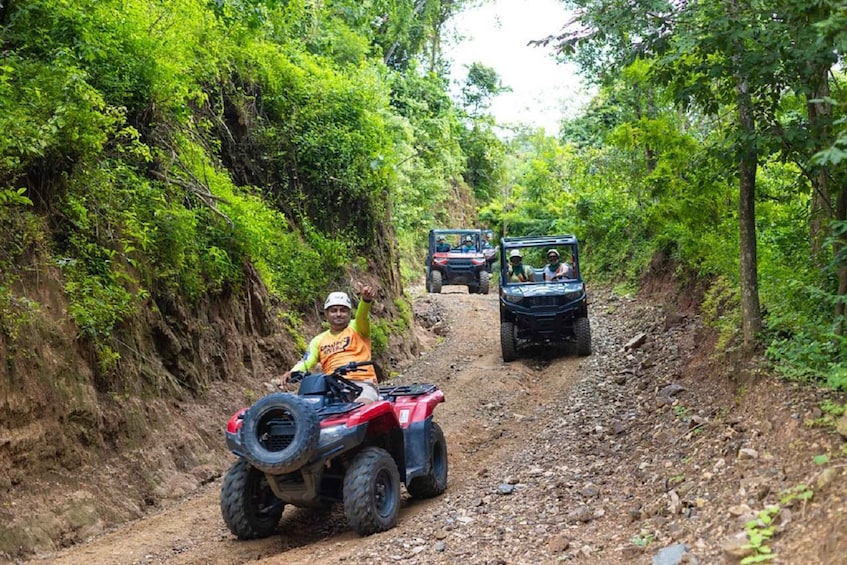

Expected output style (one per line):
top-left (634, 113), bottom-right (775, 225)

top-left (501, 290), bottom-right (524, 304)
top-left (563, 283), bottom-right (585, 301)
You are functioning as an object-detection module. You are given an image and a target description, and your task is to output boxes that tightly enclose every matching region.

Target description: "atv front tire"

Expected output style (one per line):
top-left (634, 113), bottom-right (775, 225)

top-left (406, 422), bottom-right (448, 498)
top-left (575, 316), bottom-right (592, 356)
top-left (500, 321), bottom-right (518, 362)
top-left (220, 458), bottom-right (285, 539)
top-left (240, 393), bottom-right (320, 475)
top-left (343, 447), bottom-right (401, 535)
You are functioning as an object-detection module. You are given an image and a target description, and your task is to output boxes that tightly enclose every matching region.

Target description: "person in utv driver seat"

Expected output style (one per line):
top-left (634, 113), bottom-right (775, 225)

top-left (507, 249), bottom-right (535, 282)
top-left (543, 249), bottom-right (573, 281)
top-left (460, 235), bottom-right (475, 253)
top-left (281, 285), bottom-right (380, 404)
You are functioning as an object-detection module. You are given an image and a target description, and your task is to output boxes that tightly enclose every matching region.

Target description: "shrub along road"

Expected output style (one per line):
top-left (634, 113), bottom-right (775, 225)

top-left (34, 286), bottom-right (847, 564)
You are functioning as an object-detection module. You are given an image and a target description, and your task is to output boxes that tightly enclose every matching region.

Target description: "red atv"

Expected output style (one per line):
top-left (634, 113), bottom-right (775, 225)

top-left (221, 361), bottom-right (448, 539)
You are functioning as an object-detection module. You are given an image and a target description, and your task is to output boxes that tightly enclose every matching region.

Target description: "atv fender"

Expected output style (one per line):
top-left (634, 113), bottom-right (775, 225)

top-left (402, 416), bottom-right (437, 484)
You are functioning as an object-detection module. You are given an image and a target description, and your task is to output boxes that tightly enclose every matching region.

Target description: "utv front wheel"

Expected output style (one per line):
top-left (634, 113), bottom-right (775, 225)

top-left (575, 317), bottom-right (592, 356)
top-left (478, 271), bottom-right (490, 295)
top-left (430, 270), bottom-right (442, 294)
top-left (343, 447), bottom-right (401, 535)
top-left (500, 321), bottom-right (518, 362)
top-left (406, 422), bottom-right (448, 498)
top-left (220, 459), bottom-right (284, 540)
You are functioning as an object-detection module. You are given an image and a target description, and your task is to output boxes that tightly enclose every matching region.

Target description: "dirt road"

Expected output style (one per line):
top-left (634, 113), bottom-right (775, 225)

top-left (27, 285), bottom-right (847, 564)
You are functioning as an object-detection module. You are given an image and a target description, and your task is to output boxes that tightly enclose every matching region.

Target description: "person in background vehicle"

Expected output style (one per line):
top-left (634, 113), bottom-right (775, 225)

top-left (460, 235), bottom-right (475, 253)
top-left (481, 231), bottom-right (497, 271)
top-left (280, 285), bottom-right (380, 403)
top-left (435, 235), bottom-right (451, 252)
top-left (507, 249), bottom-right (535, 282)
top-left (543, 249), bottom-right (573, 281)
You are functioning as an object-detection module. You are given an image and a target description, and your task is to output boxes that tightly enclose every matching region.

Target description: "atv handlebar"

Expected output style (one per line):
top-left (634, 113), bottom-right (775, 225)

top-left (334, 361), bottom-right (374, 376)
top-left (288, 360), bottom-right (373, 384)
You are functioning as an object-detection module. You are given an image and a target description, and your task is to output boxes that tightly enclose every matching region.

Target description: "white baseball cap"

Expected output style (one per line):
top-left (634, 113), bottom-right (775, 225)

top-left (324, 292), bottom-right (352, 310)
top-left (509, 249), bottom-right (522, 259)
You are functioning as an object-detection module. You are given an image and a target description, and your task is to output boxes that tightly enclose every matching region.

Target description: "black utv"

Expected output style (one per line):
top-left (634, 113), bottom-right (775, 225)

top-left (498, 235), bottom-right (591, 361)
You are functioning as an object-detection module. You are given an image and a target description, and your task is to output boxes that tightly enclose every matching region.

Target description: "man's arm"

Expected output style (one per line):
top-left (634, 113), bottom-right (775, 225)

top-left (281, 333), bottom-right (322, 386)
top-left (291, 334), bottom-right (321, 373)
top-left (350, 285), bottom-right (376, 337)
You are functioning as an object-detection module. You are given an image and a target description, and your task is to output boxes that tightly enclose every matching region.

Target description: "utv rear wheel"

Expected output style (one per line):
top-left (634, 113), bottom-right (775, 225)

top-left (575, 317), bottom-right (592, 356)
top-left (343, 447), bottom-right (401, 535)
top-left (478, 271), bottom-right (490, 295)
top-left (220, 458), bottom-right (284, 540)
top-left (500, 321), bottom-right (518, 362)
top-left (430, 270), bottom-right (442, 294)
top-left (406, 422), bottom-right (448, 499)
top-left (240, 393), bottom-right (320, 475)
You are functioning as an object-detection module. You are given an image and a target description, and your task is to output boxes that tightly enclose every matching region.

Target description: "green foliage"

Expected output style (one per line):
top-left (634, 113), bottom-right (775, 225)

top-left (813, 453), bottom-right (830, 465)
top-left (779, 484), bottom-right (813, 506)
top-left (701, 276), bottom-right (742, 352)
top-left (0, 188), bottom-right (32, 207)
top-left (0, 207), bottom-right (44, 342)
top-left (630, 532), bottom-right (654, 548)
top-left (741, 504), bottom-right (785, 563)
top-left (459, 120), bottom-right (506, 201)
top-left (369, 320), bottom-right (389, 354)
top-left (821, 399), bottom-right (846, 417)
top-left (461, 62), bottom-right (510, 117)
top-left (279, 310), bottom-right (308, 353)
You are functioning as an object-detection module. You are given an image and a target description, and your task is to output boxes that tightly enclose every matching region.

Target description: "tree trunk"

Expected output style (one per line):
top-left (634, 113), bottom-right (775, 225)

top-left (807, 69), bottom-right (832, 262)
top-left (736, 74), bottom-right (762, 351)
top-left (834, 182), bottom-right (847, 337)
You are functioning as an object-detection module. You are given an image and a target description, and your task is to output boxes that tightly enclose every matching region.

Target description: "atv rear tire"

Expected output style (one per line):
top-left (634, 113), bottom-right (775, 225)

top-left (343, 447), bottom-right (400, 535)
top-left (430, 270), bottom-right (442, 294)
top-left (478, 271), bottom-right (490, 295)
top-left (575, 316), bottom-right (592, 356)
top-left (406, 422), bottom-right (448, 499)
top-left (240, 393), bottom-right (320, 475)
top-left (220, 458), bottom-right (285, 540)
top-left (500, 321), bottom-right (518, 362)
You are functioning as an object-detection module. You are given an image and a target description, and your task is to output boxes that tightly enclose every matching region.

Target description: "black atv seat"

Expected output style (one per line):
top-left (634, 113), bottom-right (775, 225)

top-left (298, 374), bottom-right (330, 395)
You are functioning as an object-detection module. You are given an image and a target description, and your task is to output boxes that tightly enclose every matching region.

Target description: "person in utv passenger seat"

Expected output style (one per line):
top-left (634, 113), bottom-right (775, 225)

top-left (507, 249), bottom-right (535, 282)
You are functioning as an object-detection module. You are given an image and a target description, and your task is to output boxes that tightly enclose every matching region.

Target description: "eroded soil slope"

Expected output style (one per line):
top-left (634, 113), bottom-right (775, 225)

top-left (24, 285), bottom-right (847, 564)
